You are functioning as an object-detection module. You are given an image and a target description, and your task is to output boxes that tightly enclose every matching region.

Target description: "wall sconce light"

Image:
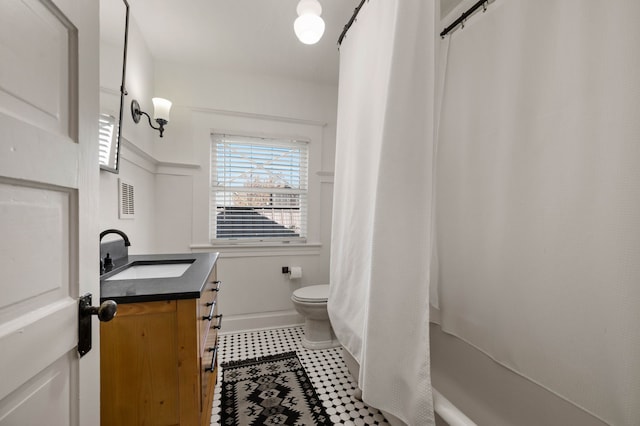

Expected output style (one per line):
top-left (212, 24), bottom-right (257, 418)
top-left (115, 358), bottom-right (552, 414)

top-left (131, 98), bottom-right (172, 137)
top-left (294, 0), bottom-right (325, 45)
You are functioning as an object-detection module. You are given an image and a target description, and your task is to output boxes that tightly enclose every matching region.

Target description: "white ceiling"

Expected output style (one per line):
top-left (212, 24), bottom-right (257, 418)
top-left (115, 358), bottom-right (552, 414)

top-left (102, 0), bottom-right (360, 85)
top-left (101, 0), bottom-right (464, 86)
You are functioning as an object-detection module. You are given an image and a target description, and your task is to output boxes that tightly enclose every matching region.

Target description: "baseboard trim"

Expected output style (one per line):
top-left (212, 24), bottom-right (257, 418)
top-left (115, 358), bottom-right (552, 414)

top-left (219, 310), bottom-right (303, 334)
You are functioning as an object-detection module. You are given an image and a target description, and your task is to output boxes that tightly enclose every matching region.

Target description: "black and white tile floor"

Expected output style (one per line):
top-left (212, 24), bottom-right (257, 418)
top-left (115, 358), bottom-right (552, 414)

top-left (210, 326), bottom-right (391, 425)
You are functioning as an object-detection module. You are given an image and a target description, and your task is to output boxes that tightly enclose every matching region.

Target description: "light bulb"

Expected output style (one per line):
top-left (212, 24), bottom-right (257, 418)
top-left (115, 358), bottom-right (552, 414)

top-left (294, 14), bottom-right (325, 45)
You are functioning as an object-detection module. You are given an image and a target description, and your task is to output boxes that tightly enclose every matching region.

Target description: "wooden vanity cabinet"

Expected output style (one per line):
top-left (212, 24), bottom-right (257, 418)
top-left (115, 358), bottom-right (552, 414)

top-left (100, 266), bottom-right (221, 426)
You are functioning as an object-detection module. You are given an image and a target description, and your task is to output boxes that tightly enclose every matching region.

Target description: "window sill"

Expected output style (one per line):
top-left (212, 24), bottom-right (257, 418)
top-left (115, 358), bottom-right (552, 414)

top-left (190, 242), bottom-right (322, 258)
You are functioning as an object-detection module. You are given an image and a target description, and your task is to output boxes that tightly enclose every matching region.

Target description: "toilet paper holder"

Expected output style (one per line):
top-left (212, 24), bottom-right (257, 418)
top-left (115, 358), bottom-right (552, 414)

top-left (282, 266), bottom-right (302, 279)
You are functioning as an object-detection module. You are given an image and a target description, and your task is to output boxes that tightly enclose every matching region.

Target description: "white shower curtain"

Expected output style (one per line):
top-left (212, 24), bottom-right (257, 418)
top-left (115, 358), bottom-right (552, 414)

top-left (436, 1), bottom-right (640, 425)
top-left (329, 1), bottom-right (436, 424)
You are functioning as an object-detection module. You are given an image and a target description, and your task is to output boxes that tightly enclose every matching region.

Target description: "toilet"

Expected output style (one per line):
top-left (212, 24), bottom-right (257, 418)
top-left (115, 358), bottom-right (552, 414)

top-left (291, 284), bottom-right (340, 350)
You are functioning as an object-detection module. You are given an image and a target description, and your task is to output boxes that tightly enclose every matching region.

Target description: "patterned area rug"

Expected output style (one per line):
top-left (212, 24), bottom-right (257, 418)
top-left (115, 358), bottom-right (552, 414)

top-left (221, 351), bottom-right (332, 425)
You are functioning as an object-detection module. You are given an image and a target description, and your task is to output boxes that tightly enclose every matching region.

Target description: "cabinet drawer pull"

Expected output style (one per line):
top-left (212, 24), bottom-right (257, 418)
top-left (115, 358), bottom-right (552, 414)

top-left (205, 345), bottom-right (218, 372)
top-left (202, 300), bottom-right (216, 321)
top-left (210, 280), bottom-right (221, 292)
top-left (212, 314), bottom-right (223, 330)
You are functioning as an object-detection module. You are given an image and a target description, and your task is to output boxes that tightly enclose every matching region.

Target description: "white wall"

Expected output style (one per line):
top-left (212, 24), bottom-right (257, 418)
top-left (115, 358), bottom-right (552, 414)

top-left (99, 149), bottom-right (156, 254)
top-left (99, 16), bottom-right (158, 254)
top-left (100, 41), bottom-right (339, 330)
top-left (152, 62), bottom-right (338, 331)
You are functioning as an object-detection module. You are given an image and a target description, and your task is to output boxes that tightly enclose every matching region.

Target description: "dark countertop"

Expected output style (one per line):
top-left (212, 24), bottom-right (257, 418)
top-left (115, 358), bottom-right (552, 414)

top-left (100, 252), bottom-right (219, 304)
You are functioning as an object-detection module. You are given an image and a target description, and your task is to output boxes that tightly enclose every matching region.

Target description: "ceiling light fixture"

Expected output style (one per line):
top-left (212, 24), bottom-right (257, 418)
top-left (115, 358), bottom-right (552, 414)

top-left (294, 0), bottom-right (325, 45)
top-left (131, 98), bottom-right (172, 137)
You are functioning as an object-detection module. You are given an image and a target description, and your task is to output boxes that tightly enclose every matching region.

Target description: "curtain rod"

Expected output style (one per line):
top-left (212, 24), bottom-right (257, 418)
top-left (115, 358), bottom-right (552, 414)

top-left (339, 0), bottom-right (491, 45)
top-left (440, 0), bottom-right (491, 38)
top-left (337, 0), bottom-right (367, 46)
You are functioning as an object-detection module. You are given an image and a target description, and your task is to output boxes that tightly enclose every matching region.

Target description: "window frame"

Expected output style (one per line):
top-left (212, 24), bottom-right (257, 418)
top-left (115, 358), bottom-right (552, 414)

top-left (210, 133), bottom-right (309, 245)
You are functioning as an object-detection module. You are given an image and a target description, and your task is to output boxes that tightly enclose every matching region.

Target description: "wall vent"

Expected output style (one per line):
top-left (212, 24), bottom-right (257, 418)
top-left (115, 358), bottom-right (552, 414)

top-left (118, 179), bottom-right (135, 219)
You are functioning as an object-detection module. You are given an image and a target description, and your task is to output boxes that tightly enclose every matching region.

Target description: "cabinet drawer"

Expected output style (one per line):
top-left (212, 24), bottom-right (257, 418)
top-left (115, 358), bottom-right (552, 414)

top-left (198, 280), bottom-right (219, 322)
top-left (200, 331), bottom-right (218, 426)
top-left (198, 280), bottom-right (220, 354)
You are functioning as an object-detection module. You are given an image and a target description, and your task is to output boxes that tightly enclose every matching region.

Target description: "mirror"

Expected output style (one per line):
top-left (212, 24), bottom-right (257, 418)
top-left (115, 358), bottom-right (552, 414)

top-left (99, 0), bottom-right (129, 173)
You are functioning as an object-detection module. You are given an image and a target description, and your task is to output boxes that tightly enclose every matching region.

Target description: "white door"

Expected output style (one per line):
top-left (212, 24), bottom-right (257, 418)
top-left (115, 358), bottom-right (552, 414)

top-left (0, 0), bottom-right (100, 425)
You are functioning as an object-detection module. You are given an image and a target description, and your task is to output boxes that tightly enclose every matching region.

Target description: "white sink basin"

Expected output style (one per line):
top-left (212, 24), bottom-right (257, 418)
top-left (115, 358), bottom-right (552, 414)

top-left (105, 262), bottom-right (193, 281)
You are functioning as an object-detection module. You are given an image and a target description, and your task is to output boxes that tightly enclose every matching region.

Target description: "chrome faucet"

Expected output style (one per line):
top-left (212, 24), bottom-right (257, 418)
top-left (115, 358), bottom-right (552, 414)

top-left (100, 229), bottom-right (131, 273)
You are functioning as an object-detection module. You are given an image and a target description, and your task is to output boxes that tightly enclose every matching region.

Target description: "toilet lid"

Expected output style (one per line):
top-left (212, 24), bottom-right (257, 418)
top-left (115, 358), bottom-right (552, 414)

top-left (292, 284), bottom-right (329, 302)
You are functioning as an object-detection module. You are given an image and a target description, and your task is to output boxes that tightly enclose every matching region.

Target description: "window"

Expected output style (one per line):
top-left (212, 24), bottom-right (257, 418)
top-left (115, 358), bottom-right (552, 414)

top-left (211, 133), bottom-right (308, 243)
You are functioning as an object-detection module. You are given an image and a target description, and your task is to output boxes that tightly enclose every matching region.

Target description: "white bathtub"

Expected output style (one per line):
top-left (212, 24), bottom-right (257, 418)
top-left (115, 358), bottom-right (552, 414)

top-left (429, 323), bottom-right (608, 426)
top-left (340, 324), bottom-right (609, 426)
top-left (341, 346), bottom-right (476, 426)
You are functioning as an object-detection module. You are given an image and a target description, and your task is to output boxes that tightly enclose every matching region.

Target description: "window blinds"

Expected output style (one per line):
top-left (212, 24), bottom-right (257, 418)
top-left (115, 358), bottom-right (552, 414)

top-left (98, 113), bottom-right (117, 167)
top-left (211, 134), bottom-right (309, 242)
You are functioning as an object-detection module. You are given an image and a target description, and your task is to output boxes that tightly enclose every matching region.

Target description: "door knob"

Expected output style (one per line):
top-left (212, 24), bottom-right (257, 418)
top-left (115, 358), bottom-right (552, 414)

top-left (81, 299), bottom-right (117, 322)
top-left (78, 293), bottom-right (118, 357)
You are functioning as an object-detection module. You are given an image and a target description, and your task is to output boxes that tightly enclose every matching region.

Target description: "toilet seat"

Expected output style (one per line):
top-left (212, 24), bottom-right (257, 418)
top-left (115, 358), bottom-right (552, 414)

top-left (292, 284), bottom-right (329, 303)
